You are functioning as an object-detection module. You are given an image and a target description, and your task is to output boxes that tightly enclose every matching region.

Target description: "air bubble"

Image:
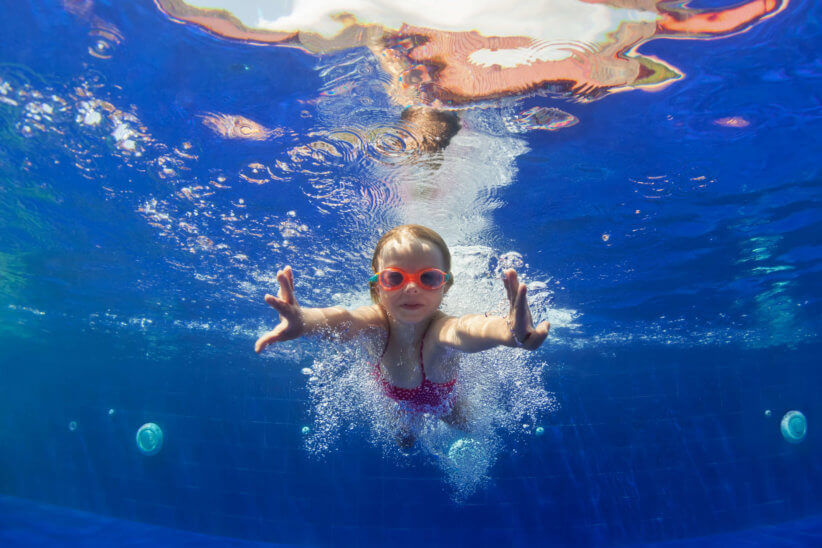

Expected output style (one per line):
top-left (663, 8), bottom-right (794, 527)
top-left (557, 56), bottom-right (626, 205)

top-left (535, 426), bottom-right (545, 436)
top-left (714, 116), bottom-right (750, 128)
top-left (301, 426), bottom-right (310, 435)
top-left (136, 423), bottom-right (164, 455)
top-left (239, 162), bottom-right (271, 184)
top-left (91, 39), bottom-right (113, 58)
top-left (506, 106), bottom-right (579, 133)
top-left (199, 112), bottom-right (277, 141)
top-left (447, 438), bottom-right (482, 468)
top-left (780, 410), bottom-right (807, 444)
top-left (68, 421), bottom-right (78, 432)
top-left (87, 27), bottom-right (123, 60)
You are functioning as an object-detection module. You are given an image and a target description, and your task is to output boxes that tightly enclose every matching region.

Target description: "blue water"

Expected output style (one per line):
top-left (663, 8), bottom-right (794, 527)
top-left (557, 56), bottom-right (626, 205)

top-left (1, 0), bottom-right (821, 546)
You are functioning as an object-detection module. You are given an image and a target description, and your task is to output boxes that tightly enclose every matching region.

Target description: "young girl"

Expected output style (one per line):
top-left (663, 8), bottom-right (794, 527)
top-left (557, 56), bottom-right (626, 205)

top-left (254, 224), bottom-right (550, 438)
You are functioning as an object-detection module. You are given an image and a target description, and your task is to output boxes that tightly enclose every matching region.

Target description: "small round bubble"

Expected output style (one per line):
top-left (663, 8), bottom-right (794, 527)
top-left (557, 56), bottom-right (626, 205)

top-left (780, 410), bottom-right (807, 444)
top-left (764, 409), bottom-right (772, 417)
top-left (136, 423), bottom-right (164, 456)
top-left (68, 421), bottom-right (78, 432)
top-left (301, 426), bottom-right (310, 435)
top-left (535, 426), bottom-right (545, 436)
top-left (108, 408), bottom-right (116, 416)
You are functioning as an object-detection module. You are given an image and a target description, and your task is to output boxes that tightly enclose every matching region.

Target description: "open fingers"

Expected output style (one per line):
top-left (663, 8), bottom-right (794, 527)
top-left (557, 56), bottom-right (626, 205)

top-left (276, 270), bottom-right (287, 301)
top-left (254, 324), bottom-right (286, 353)
top-left (515, 282), bottom-right (530, 326)
top-left (285, 266), bottom-right (296, 303)
top-left (503, 269), bottom-right (518, 305)
top-left (277, 267), bottom-right (296, 304)
top-left (264, 293), bottom-right (288, 313)
top-left (524, 321), bottom-right (551, 350)
top-left (285, 265), bottom-right (294, 292)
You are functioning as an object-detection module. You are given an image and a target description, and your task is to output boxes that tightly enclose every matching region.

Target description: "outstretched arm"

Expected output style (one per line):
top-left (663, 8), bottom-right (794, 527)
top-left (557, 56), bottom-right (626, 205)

top-left (437, 269), bottom-right (550, 353)
top-left (254, 266), bottom-right (381, 353)
top-left (657, 0), bottom-right (787, 36)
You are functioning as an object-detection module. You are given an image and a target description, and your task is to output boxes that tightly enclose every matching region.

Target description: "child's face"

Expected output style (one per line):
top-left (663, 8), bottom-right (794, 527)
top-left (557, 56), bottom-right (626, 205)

top-left (377, 237), bottom-right (447, 324)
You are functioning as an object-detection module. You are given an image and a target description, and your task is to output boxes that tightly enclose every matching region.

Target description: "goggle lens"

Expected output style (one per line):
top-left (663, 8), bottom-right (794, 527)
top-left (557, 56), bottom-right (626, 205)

top-left (419, 269), bottom-right (445, 288)
top-left (382, 270), bottom-right (406, 288)
top-left (374, 268), bottom-right (449, 291)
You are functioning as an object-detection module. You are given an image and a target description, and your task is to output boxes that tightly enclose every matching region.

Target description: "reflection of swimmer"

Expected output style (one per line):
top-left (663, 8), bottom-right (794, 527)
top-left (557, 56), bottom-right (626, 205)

top-left (155, 0), bottom-right (789, 106)
top-left (197, 101), bottom-right (459, 153)
top-left (401, 106), bottom-right (461, 153)
top-left (385, 0), bottom-right (789, 104)
top-left (254, 225), bottom-right (550, 447)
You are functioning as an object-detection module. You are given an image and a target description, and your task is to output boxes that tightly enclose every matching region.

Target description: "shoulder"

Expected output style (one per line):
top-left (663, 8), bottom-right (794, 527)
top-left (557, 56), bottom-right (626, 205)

top-left (351, 304), bottom-right (385, 323)
top-left (346, 305), bottom-right (388, 352)
top-left (349, 304), bottom-right (388, 334)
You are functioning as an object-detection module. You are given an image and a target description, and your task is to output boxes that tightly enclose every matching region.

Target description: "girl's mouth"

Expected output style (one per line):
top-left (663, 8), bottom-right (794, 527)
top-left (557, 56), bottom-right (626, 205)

top-left (400, 303), bottom-right (424, 310)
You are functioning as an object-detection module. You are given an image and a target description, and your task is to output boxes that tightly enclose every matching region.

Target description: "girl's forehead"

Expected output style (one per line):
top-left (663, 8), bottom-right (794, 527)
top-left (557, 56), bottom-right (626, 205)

top-left (379, 237), bottom-right (445, 268)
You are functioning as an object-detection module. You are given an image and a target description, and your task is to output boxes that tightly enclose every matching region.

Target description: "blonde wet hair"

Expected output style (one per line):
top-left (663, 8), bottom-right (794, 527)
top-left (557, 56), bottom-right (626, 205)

top-left (369, 224), bottom-right (453, 303)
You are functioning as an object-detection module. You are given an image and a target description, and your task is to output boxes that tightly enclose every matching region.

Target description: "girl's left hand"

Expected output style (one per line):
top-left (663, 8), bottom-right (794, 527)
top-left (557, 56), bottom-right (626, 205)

top-left (502, 269), bottom-right (550, 351)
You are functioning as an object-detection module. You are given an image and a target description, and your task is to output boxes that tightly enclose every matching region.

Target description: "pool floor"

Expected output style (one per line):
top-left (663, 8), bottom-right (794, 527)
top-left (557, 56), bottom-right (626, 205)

top-left (1, 494), bottom-right (819, 547)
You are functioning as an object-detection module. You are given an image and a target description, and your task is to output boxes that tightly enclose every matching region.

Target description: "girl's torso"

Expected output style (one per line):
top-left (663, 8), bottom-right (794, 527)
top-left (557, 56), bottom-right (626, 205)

top-left (369, 310), bottom-right (458, 385)
top-left (368, 310), bottom-right (459, 412)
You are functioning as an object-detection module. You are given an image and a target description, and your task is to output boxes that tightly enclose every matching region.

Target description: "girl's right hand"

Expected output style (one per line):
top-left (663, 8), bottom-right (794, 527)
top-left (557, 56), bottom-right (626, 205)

top-left (254, 266), bottom-right (305, 353)
top-left (502, 268), bottom-right (550, 351)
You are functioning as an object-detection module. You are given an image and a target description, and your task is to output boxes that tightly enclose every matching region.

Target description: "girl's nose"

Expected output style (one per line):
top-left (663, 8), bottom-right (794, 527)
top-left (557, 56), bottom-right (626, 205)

top-left (403, 281), bottom-right (421, 293)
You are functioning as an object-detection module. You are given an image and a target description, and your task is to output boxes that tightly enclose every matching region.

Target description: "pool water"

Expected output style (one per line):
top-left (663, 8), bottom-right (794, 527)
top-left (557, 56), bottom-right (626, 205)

top-left (1, 0), bottom-right (820, 546)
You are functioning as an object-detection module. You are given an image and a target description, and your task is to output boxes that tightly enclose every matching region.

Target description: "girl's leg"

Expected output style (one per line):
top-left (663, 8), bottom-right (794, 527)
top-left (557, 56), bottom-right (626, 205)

top-left (441, 396), bottom-right (470, 430)
top-left (393, 406), bottom-right (418, 450)
top-left (395, 428), bottom-right (417, 450)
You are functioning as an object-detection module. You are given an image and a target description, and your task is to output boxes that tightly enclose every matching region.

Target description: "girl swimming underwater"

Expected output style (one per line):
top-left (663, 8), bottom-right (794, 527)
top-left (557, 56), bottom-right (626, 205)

top-left (254, 224), bottom-right (550, 443)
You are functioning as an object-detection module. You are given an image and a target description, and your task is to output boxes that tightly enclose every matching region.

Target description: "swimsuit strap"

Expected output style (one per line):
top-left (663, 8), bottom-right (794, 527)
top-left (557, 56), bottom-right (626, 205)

top-left (378, 311), bottom-right (390, 362)
top-left (419, 331), bottom-right (426, 381)
top-left (419, 319), bottom-right (435, 381)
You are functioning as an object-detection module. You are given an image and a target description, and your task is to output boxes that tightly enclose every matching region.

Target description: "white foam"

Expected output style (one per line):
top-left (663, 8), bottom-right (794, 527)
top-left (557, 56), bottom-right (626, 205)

top-left (182, 0), bottom-right (658, 46)
top-left (469, 43), bottom-right (575, 67)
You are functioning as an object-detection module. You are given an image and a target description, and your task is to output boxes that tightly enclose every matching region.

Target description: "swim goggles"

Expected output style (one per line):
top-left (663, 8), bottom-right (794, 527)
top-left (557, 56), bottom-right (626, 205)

top-left (369, 268), bottom-right (451, 291)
